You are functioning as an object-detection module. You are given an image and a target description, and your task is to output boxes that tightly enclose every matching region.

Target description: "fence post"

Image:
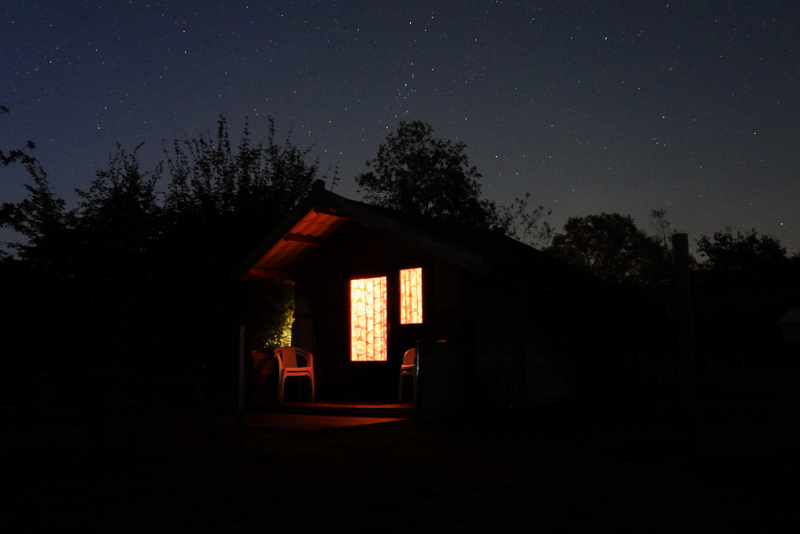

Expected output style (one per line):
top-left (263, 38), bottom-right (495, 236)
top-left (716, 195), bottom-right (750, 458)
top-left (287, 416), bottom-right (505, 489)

top-left (673, 233), bottom-right (698, 446)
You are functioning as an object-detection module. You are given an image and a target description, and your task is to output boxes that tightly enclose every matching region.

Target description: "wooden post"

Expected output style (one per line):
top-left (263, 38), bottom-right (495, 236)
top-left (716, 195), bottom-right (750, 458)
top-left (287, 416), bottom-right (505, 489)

top-left (515, 286), bottom-right (527, 411)
top-left (709, 347), bottom-right (715, 388)
top-left (191, 381), bottom-right (224, 449)
top-left (237, 324), bottom-right (245, 450)
top-left (672, 233), bottom-right (698, 447)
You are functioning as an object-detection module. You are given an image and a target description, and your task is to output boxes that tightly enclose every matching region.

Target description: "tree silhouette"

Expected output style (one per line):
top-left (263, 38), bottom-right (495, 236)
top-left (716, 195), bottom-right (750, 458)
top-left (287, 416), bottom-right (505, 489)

top-left (0, 115), bottom-right (320, 378)
top-left (0, 105), bottom-right (38, 169)
top-left (355, 121), bottom-right (505, 231)
top-left (693, 228), bottom-right (799, 366)
top-left (696, 227), bottom-right (788, 275)
top-left (500, 192), bottom-right (554, 249)
top-left (161, 116), bottom-right (318, 269)
top-left (546, 212), bottom-right (665, 285)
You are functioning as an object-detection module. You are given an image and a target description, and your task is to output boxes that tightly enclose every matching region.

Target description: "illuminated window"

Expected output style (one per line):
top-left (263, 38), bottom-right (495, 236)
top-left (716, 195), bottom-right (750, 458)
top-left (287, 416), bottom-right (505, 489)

top-left (400, 267), bottom-right (423, 324)
top-left (350, 277), bottom-right (388, 361)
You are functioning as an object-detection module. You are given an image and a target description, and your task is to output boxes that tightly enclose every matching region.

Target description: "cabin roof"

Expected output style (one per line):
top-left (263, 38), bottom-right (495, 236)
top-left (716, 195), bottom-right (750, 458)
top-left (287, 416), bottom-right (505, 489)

top-left (777, 309), bottom-right (800, 326)
top-left (233, 180), bottom-right (602, 290)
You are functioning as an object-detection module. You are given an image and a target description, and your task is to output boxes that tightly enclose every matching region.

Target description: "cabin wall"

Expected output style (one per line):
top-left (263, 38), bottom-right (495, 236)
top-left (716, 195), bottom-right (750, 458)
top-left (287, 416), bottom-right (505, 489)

top-left (264, 220), bottom-right (591, 406)
top-left (409, 262), bottom-right (472, 416)
top-left (293, 225), bottom-right (461, 401)
top-left (433, 257), bottom-right (460, 342)
top-left (783, 324), bottom-right (800, 344)
top-left (468, 275), bottom-right (580, 409)
top-left (470, 277), bottom-right (522, 375)
top-left (468, 276), bottom-right (526, 410)
top-left (415, 341), bottom-right (473, 418)
top-left (522, 290), bottom-right (578, 405)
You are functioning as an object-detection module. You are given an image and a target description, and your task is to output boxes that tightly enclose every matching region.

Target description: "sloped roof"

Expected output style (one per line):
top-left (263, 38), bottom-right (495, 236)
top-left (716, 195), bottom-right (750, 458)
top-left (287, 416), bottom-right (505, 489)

top-left (233, 180), bottom-right (603, 291)
top-left (777, 309), bottom-right (800, 326)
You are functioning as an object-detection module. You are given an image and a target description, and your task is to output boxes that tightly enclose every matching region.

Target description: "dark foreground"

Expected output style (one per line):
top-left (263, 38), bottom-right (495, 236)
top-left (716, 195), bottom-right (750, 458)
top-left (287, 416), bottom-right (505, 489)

top-left (3, 373), bottom-right (799, 533)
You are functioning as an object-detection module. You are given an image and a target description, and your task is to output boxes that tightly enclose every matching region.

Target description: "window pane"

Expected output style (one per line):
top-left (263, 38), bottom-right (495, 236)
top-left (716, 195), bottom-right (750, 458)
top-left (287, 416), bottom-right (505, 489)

top-left (350, 277), bottom-right (388, 361)
top-left (400, 268), bottom-right (423, 324)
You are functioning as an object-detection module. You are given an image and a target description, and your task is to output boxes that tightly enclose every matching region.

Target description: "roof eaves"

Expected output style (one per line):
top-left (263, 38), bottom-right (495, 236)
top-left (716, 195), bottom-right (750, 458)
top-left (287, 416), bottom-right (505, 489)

top-left (322, 193), bottom-right (493, 276)
top-left (231, 181), bottom-right (327, 280)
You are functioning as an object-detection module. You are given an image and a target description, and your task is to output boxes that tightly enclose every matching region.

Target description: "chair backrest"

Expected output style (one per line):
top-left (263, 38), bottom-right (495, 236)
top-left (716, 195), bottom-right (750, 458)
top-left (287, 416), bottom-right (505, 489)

top-left (275, 347), bottom-right (311, 369)
top-left (402, 348), bottom-right (416, 366)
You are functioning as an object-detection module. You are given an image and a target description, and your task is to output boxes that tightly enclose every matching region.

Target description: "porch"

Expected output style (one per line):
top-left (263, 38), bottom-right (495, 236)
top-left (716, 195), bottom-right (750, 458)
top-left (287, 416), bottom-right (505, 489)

top-left (251, 400), bottom-right (416, 419)
top-left (251, 341), bottom-right (468, 419)
top-left (237, 401), bottom-right (415, 431)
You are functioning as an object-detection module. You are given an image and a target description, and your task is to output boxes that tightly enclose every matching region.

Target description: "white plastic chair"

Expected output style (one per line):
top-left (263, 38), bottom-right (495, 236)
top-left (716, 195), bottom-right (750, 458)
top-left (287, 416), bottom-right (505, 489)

top-left (274, 347), bottom-right (314, 403)
top-left (398, 348), bottom-right (416, 404)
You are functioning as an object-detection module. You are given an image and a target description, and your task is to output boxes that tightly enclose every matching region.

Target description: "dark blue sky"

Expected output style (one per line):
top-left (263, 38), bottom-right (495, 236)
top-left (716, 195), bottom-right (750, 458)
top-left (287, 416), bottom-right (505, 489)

top-left (2, 0), bottom-right (799, 252)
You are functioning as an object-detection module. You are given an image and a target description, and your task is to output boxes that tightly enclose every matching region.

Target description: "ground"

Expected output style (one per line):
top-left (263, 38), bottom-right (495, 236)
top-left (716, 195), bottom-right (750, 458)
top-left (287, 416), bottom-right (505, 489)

top-left (2, 369), bottom-right (799, 533)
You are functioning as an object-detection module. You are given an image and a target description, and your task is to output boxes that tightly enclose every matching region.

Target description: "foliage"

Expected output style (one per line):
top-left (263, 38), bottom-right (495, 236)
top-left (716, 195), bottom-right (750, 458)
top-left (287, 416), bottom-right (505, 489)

top-left (500, 192), bottom-right (554, 249)
top-left (245, 280), bottom-right (295, 351)
top-left (76, 144), bottom-right (163, 274)
top-left (355, 121), bottom-right (506, 231)
top-left (0, 167), bottom-right (70, 268)
top-left (692, 228), bottom-right (799, 364)
top-left (0, 105), bottom-right (38, 169)
top-left (164, 117), bottom-right (317, 234)
top-left (649, 209), bottom-right (677, 265)
top-left (1, 106), bottom-right (69, 265)
top-left (696, 227), bottom-right (788, 275)
top-left (159, 117), bottom-right (320, 281)
top-left (546, 212), bottom-right (666, 285)
top-left (0, 115), bottom-right (318, 377)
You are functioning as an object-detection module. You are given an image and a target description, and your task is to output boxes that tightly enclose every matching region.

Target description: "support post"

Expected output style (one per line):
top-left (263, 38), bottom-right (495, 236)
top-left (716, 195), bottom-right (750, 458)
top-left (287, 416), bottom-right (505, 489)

top-left (237, 324), bottom-right (245, 450)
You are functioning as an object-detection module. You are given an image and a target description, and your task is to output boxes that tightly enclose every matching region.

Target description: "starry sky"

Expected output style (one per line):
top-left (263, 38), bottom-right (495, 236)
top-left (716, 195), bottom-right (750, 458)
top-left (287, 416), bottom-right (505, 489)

top-left (2, 0), bottom-right (799, 253)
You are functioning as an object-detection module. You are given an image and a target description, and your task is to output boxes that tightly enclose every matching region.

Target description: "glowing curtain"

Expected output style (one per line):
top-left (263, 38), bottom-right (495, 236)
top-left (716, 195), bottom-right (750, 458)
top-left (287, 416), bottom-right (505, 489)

top-left (400, 268), bottom-right (423, 324)
top-left (350, 277), bottom-right (387, 361)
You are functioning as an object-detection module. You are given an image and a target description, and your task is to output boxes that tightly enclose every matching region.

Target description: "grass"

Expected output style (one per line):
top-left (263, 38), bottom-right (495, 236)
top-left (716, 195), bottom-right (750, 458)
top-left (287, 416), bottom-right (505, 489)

top-left (3, 375), bottom-right (799, 533)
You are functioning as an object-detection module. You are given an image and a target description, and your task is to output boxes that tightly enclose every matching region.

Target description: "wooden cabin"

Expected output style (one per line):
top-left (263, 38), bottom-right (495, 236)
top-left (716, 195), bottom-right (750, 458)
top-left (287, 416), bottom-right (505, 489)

top-left (234, 180), bottom-right (616, 414)
top-left (777, 309), bottom-right (800, 344)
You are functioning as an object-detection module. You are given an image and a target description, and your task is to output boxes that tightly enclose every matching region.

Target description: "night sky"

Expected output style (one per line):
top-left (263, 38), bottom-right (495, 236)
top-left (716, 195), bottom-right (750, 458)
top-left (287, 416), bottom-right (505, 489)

top-left (2, 0), bottom-right (799, 253)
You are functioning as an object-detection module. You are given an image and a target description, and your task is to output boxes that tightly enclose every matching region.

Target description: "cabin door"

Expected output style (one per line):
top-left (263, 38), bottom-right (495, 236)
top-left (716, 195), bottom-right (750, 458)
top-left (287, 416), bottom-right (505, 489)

top-left (348, 269), bottom-right (423, 400)
top-left (347, 276), bottom-right (390, 399)
top-left (350, 277), bottom-right (388, 362)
